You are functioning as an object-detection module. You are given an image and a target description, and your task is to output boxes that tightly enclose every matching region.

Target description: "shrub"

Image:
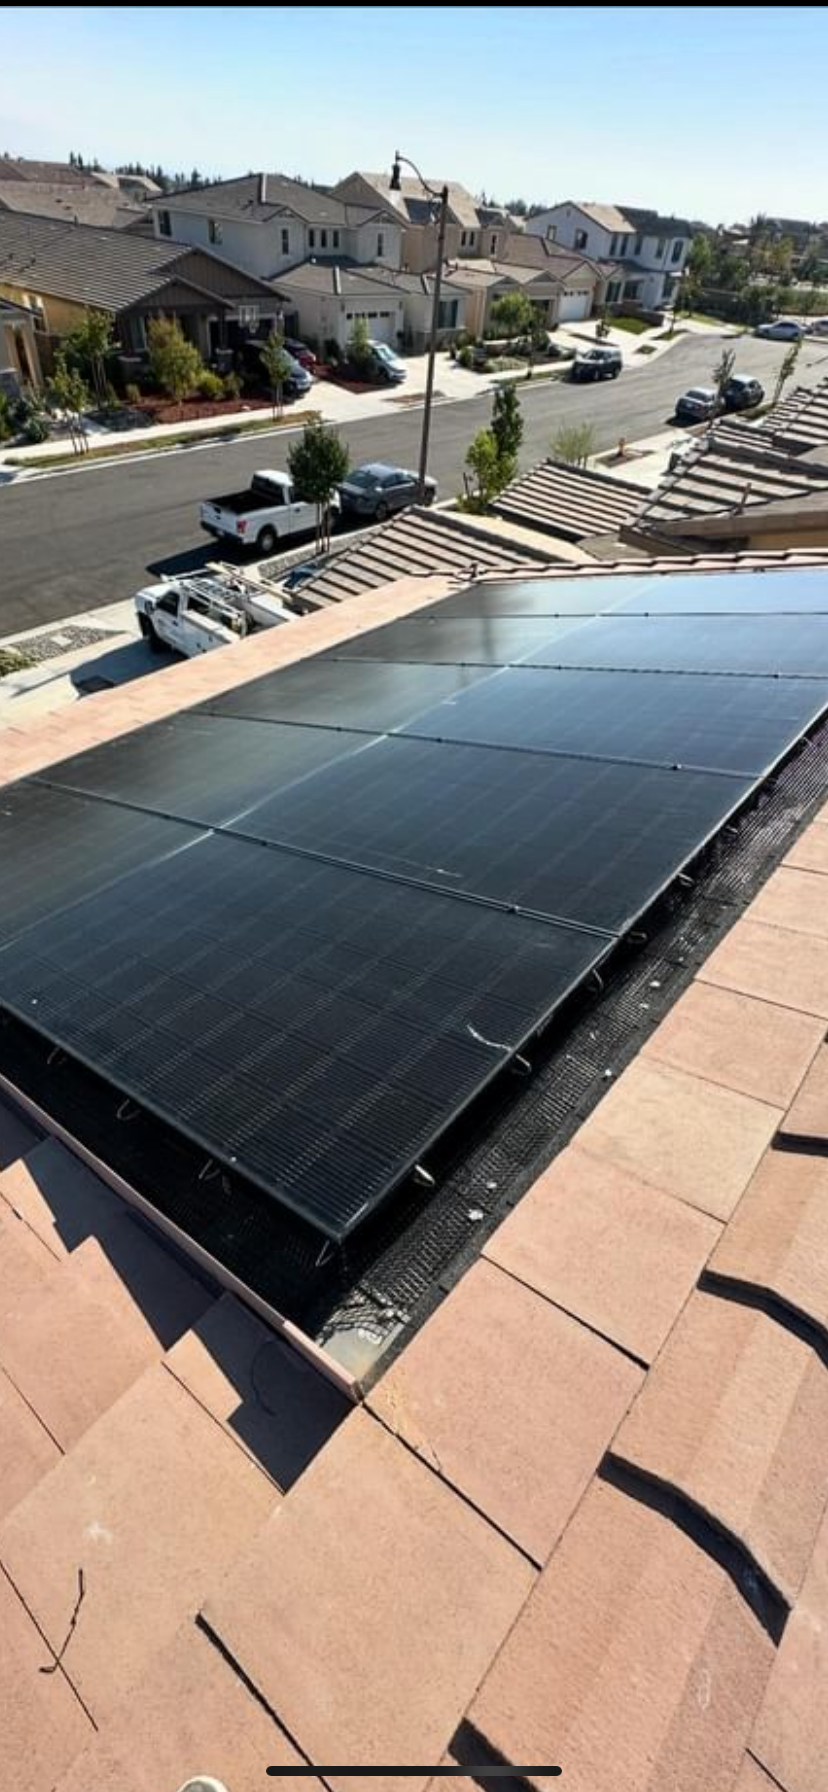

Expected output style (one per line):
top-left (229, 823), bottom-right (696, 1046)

top-left (198, 370), bottom-right (225, 400)
top-left (24, 413), bottom-right (50, 443)
top-left (324, 337), bottom-right (341, 364)
top-left (222, 372), bottom-right (242, 401)
top-left (124, 382), bottom-right (142, 405)
top-left (458, 345), bottom-right (474, 369)
top-left (0, 391), bottom-right (12, 441)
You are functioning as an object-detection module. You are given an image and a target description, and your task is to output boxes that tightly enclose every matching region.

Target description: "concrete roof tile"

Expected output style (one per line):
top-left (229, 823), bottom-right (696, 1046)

top-left (750, 1493), bottom-right (828, 1792)
top-left (368, 1258), bottom-right (641, 1564)
top-left (732, 1758), bottom-right (782, 1791)
top-left (202, 1408), bottom-right (534, 1792)
top-left (709, 1147), bottom-right (828, 1329)
top-left (784, 820), bottom-right (828, 874)
top-left (165, 1293), bottom-right (350, 1491)
top-left (0, 1363), bottom-right (276, 1722)
top-left (0, 1565), bottom-right (93, 1792)
top-left (777, 1043), bottom-right (828, 1149)
top-left (54, 1618), bottom-right (317, 1792)
top-left (641, 981), bottom-right (825, 1109)
top-left (468, 1475), bottom-right (774, 1792)
top-left (575, 1058), bottom-right (781, 1221)
top-left (0, 1228), bottom-right (211, 1451)
top-left (613, 1288), bottom-right (828, 1605)
top-left (483, 1144), bottom-right (719, 1364)
top-left (698, 918), bottom-right (828, 1019)
top-left (747, 866), bottom-right (828, 941)
top-left (0, 1138), bottom-right (128, 1259)
top-left (0, 1364), bottom-right (60, 1520)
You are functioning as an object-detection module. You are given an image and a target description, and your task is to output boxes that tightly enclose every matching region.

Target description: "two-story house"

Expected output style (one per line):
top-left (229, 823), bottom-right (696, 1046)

top-left (333, 171), bottom-right (492, 273)
top-left (152, 174), bottom-right (403, 281)
top-left (526, 202), bottom-right (691, 309)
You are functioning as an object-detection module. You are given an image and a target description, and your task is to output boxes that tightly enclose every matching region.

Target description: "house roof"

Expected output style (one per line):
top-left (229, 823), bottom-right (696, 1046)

top-left (493, 456), bottom-right (651, 542)
top-left (0, 180), bottom-right (147, 231)
top-left (274, 259), bottom-right (465, 299)
top-left (346, 171), bottom-right (482, 232)
top-left (162, 172), bottom-right (394, 230)
top-left (445, 251), bottom-right (600, 292)
top-left (2, 546), bottom-right (828, 1790)
top-left (568, 200), bottom-right (633, 233)
top-left (619, 203), bottom-right (694, 237)
top-left (0, 211), bottom-right (278, 313)
top-left (282, 505), bottom-right (567, 605)
top-left (0, 156), bottom-right (93, 186)
top-left (629, 430), bottom-right (828, 542)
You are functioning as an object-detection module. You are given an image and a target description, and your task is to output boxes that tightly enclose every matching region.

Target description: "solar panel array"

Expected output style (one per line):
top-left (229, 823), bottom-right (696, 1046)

top-left (1, 566), bottom-right (827, 1242)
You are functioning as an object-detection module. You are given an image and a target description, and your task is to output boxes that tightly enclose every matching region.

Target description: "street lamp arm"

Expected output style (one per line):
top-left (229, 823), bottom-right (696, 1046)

top-left (391, 151), bottom-right (448, 206)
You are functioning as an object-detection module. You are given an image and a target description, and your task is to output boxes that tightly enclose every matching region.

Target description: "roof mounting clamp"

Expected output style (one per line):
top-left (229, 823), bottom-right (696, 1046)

top-left (413, 1163), bottom-right (436, 1188)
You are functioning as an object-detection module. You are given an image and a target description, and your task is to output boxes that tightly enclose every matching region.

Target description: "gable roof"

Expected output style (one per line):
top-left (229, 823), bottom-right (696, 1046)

top-left (161, 172), bottom-right (395, 230)
top-left (343, 171), bottom-right (482, 232)
top-left (0, 211), bottom-right (278, 313)
top-left (629, 429), bottom-right (828, 545)
top-left (0, 180), bottom-right (147, 231)
top-left (493, 457), bottom-right (651, 542)
top-left (619, 203), bottom-right (694, 237)
top-left (283, 505), bottom-right (565, 605)
top-left (561, 200), bottom-right (633, 233)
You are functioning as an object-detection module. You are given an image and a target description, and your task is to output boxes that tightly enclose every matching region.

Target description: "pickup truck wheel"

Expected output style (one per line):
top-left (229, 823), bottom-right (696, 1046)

top-left (256, 527), bottom-right (277, 556)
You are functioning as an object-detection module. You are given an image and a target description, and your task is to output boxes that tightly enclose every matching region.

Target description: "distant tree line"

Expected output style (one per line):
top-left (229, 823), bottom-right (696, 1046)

top-left (67, 150), bottom-right (213, 192)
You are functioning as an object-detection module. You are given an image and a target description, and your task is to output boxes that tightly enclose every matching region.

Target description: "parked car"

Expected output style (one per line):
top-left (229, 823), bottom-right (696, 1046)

top-left (240, 341), bottom-right (312, 396)
top-left (806, 317), bottom-right (828, 336)
top-left (283, 338), bottom-right (317, 370)
top-left (675, 386), bottom-right (719, 423)
top-left (723, 374), bottom-right (765, 411)
top-left (369, 341), bottom-right (407, 384)
top-left (570, 346), bottom-right (622, 382)
top-left (755, 319), bottom-right (804, 340)
top-left (339, 462), bottom-right (436, 521)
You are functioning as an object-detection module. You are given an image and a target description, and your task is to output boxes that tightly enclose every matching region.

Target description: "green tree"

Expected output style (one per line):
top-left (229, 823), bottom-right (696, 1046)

top-left (464, 428), bottom-right (506, 510)
top-left (491, 382), bottom-right (523, 467)
top-left (712, 346), bottom-right (736, 417)
top-left (288, 419), bottom-right (349, 552)
top-left (347, 315), bottom-right (374, 376)
top-left (147, 318), bottom-right (204, 415)
top-left (488, 289), bottom-right (536, 345)
top-left (550, 421), bottom-right (596, 467)
top-left (49, 349), bottom-right (90, 454)
top-left (773, 338), bottom-right (802, 407)
top-left (64, 308), bottom-right (114, 409)
top-left (259, 331), bottom-right (293, 418)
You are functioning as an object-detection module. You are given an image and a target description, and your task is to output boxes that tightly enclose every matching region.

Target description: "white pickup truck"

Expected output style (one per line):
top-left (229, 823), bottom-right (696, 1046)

top-left (135, 570), bottom-right (293, 657)
top-left (199, 468), bottom-right (338, 557)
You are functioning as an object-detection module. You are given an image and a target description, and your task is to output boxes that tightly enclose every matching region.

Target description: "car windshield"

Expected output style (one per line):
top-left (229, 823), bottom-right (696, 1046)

top-left (346, 468), bottom-right (383, 489)
top-left (686, 388), bottom-right (712, 401)
top-left (373, 344), bottom-right (398, 364)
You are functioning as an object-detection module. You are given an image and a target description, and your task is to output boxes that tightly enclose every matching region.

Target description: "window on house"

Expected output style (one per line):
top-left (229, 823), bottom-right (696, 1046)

top-left (437, 298), bottom-right (459, 329)
top-left (574, 228), bottom-right (588, 251)
top-left (208, 219), bottom-right (222, 245)
top-left (158, 209), bottom-right (171, 237)
top-left (671, 237), bottom-right (683, 262)
top-left (610, 235), bottom-right (618, 257)
top-left (308, 228), bottom-right (316, 249)
top-left (281, 227), bottom-right (290, 255)
top-left (656, 237), bottom-right (665, 257)
top-left (332, 229), bottom-right (340, 250)
top-left (607, 281), bottom-right (622, 303)
top-left (377, 231), bottom-right (385, 257)
top-left (320, 229), bottom-right (328, 249)
top-left (634, 234), bottom-right (643, 256)
top-left (490, 233), bottom-right (498, 254)
top-left (546, 224), bottom-right (557, 242)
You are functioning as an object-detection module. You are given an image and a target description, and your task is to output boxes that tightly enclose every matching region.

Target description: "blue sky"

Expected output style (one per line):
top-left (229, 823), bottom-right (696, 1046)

top-left (3, 5), bottom-right (827, 223)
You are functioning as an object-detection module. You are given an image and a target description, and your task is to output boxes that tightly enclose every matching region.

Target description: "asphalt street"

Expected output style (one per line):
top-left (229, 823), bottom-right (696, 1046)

top-left (2, 332), bottom-right (827, 635)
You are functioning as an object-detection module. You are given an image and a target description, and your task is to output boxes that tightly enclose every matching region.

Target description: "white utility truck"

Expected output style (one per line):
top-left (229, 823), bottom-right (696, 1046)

top-left (134, 569), bottom-right (293, 657)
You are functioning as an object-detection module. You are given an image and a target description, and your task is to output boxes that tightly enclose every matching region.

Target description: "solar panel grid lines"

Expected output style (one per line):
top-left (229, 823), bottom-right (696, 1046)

top-left (1, 565), bottom-right (827, 1242)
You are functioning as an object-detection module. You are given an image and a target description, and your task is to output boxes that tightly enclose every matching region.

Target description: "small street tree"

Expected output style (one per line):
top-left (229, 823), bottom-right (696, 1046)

top-left (774, 337), bottom-right (802, 407)
top-left (147, 317), bottom-right (204, 416)
top-left (464, 429), bottom-right (505, 510)
top-left (347, 315), bottom-right (374, 376)
top-left (288, 419), bottom-right (349, 552)
top-left (259, 331), bottom-right (293, 418)
top-left (491, 381), bottom-right (523, 469)
top-left (64, 308), bottom-right (114, 409)
top-left (49, 350), bottom-right (90, 455)
top-left (712, 346), bottom-right (736, 418)
top-left (488, 289), bottom-right (536, 346)
top-left (550, 421), bottom-right (596, 467)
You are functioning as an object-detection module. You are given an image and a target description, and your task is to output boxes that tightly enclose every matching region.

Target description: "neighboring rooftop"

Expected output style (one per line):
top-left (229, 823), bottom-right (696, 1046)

top-left (627, 430), bottom-right (828, 548)
top-left (282, 504), bottom-right (571, 606)
top-left (492, 456), bottom-right (650, 544)
top-left (0, 180), bottom-right (148, 231)
top-left (160, 171), bottom-right (394, 228)
top-left (340, 169), bottom-right (482, 232)
top-left (0, 211), bottom-right (279, 312)
top-left (619, 202), bottom-right (694, 236)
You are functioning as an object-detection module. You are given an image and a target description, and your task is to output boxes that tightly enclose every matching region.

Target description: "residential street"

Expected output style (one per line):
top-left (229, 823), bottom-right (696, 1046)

top-left (2, 332), bottom-right (827, 635)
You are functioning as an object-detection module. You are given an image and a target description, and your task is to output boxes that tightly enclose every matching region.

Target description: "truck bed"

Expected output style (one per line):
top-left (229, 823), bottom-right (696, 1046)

top-left (206, 487), bottom-right (282, 516)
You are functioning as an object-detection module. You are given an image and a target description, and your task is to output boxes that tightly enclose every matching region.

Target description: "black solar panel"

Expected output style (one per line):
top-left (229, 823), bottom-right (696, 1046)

top-left (0, 833), bottom-right (606, 1238)
top-left (401, 666), bottom-right (828, 777)
top-left (2, 564), bottom-right (827, 1246)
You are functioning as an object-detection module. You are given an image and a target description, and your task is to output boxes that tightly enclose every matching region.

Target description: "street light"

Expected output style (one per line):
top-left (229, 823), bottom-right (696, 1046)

top-left (390, 151), bottom-right (449, 503)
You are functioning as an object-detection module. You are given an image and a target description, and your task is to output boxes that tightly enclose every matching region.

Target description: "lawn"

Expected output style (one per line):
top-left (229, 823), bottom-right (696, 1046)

top-left (7, 409), bottom-right (320, 470)
top-left (611, 315), bottom-right (652, 335)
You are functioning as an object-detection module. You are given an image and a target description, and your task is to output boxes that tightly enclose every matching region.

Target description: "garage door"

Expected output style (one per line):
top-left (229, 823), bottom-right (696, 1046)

top-left (346, 309), bottom-right (396, 344)
top-left (558, 290), bottom-right (591, 322)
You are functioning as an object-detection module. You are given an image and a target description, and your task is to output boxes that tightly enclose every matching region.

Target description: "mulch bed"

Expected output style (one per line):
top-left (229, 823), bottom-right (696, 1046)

top-left (133, 396), bottom-right (273, 425)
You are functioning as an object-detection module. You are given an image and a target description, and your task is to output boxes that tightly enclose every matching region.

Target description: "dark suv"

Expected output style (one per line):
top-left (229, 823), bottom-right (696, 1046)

top-left (571, 346), bottom-right (623, 382)
top-left (723, 375), bottom-right (764, 412)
